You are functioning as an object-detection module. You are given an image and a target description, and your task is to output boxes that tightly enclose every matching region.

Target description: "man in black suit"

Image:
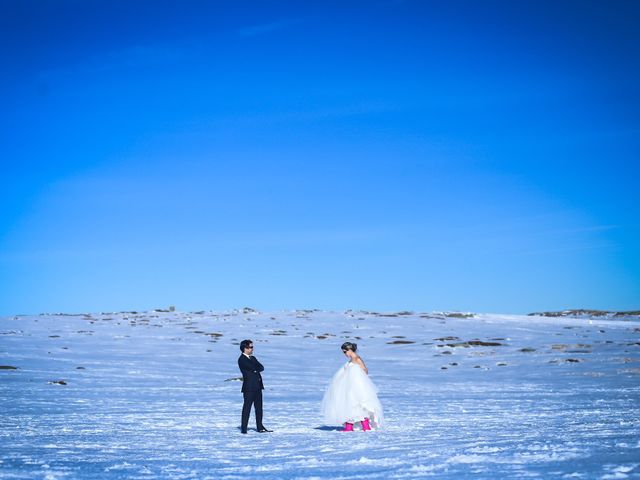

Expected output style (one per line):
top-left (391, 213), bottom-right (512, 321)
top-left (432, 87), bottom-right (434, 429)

top-left (238, 339), bottom-right (272, 434)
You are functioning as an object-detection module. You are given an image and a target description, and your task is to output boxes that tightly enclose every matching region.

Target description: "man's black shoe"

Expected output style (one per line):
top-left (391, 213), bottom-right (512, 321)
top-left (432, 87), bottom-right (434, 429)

top-left (241, 430), bottom-right (248, 434)
top-left (257, 427), bottom-right (273, 433)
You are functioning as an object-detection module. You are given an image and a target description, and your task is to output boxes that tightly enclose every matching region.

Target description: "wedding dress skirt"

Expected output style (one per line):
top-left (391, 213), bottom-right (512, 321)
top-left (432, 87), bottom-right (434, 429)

top-left (321, 361), bottom-right (384, 427)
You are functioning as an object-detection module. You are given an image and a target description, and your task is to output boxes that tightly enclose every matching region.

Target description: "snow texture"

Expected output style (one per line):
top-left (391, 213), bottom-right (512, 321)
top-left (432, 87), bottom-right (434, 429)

top-left (1, 310), bottom-right (639, 479)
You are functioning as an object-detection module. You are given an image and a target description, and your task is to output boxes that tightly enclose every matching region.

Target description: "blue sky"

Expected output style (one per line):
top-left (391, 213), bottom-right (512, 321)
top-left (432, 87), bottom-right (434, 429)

top-left (1, 0), bottom-right (638, 315)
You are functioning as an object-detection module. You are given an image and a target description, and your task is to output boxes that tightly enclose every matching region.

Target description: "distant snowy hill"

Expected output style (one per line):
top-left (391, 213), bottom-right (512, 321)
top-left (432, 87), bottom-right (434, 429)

top-left (528, 309), bottom-right (640, 320)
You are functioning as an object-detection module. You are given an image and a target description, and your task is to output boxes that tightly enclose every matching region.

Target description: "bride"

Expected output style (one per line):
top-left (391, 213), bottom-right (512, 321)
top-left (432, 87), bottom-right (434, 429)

top-left (321, 342), bottom-right (384, 431)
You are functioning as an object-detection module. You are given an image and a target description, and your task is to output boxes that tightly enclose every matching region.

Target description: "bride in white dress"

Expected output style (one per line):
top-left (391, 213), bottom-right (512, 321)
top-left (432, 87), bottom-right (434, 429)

top-left (321, 342), bottom-right (383, 431)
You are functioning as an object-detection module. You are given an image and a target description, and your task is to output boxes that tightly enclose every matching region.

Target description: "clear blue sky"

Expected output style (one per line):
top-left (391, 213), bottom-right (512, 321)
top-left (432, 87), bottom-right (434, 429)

top-left (1, 0), bottom-right (638, 315)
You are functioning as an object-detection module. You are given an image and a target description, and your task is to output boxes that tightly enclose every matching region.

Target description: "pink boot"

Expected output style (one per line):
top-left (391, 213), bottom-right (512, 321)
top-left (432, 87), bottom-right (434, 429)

top-left (342, 422), bottom-right (354, 432)
top-left (361, 418), bottom-right (371, 431)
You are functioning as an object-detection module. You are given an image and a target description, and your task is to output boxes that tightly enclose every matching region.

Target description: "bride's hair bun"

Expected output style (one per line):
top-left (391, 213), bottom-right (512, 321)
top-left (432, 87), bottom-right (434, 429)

top-left (341, 341), bottom-right (357, 352)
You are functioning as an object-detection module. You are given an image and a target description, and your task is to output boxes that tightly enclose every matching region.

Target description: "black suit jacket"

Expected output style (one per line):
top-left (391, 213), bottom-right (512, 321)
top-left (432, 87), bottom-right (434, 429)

top-left (238, 354), bottom-right (264, 392)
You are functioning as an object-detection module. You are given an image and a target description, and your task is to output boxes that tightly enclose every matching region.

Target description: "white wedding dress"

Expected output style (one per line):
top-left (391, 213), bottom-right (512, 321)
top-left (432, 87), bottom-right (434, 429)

top-left (321, 360), bottom-right (384, 428)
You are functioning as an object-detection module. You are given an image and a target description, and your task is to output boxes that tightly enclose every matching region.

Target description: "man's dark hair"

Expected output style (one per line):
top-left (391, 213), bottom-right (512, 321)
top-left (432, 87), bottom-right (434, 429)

top-left (240, 339), bottom-right (253, 352)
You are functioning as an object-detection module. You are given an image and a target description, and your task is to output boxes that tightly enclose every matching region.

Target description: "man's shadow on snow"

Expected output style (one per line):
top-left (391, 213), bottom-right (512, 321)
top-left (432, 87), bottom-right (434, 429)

top-left (235, 426), bottom-right (345, 432)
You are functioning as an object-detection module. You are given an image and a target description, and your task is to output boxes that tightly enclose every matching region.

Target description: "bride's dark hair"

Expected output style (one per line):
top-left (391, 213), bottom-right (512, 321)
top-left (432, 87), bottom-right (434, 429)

top-left (341, 342), bottom-right (357, 352)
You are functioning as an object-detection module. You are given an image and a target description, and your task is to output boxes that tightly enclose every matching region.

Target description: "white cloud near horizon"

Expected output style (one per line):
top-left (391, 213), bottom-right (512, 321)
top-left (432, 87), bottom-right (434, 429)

top-left (237, 18), bottom-right (297, 37)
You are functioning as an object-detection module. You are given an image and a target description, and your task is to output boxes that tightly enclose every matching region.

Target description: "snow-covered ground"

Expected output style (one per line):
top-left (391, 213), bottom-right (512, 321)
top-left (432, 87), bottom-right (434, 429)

top-left (1, 310), bottom-right (639, 479)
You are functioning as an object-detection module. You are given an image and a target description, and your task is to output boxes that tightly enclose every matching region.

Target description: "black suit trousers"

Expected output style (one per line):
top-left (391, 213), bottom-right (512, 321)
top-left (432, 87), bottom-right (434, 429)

top-left (241, 390), bottom-right (263, 431)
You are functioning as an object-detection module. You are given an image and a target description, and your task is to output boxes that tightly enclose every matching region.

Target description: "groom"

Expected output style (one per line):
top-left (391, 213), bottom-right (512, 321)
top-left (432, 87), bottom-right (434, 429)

top-left (238, 339), bottom-right (272, 434)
